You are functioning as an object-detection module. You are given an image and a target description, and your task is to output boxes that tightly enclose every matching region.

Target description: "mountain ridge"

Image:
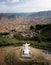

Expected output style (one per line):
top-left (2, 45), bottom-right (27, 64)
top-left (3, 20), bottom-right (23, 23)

top-left (0, 10), bottom-right (51, 18)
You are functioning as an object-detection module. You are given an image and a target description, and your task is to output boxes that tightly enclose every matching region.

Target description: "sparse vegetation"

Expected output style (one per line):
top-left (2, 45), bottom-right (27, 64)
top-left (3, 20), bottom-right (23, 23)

top-left (5, 52), bottom-right (19, 65)
top-left (0, 36), bottom-right (51, 51)
top-left (5, 52), bottom-right (49, 65)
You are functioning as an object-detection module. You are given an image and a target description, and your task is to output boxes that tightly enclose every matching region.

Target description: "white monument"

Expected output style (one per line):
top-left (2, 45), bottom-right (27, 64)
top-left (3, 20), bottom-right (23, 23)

top-left (22, 43), bottom-right (30, 57)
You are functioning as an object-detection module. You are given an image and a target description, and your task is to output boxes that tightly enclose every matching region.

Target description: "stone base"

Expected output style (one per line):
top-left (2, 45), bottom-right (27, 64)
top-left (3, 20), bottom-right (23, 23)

top-left (19, 51), bottom-right (33, 61)
top-left (22, 54), bottom-right (30, 57)
top-left (15, 47), bottom-right (34, 61)
top-left (21, 50), bottom-right (32, 58)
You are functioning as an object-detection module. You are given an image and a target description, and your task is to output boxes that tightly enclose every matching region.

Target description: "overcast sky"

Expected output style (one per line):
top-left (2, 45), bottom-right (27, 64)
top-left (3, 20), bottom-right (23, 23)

top-left (0, 0), bottom-right (51, 13)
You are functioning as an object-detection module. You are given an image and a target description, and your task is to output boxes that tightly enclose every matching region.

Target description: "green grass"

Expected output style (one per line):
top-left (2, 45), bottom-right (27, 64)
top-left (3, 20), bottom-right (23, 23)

top-left (0, 37), bottom-right (18, 46)
top-left (0, 36), bottom-right (51, 51)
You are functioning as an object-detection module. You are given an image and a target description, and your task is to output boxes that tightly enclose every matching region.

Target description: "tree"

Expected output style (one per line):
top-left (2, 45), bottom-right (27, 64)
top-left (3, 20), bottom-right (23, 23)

top-left (30, 25), bottom-right (34, 31)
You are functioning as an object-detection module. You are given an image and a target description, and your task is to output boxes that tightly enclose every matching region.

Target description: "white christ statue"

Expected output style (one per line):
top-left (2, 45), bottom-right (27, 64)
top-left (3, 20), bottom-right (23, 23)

top-left (22, 43), bottom-right (30, 56)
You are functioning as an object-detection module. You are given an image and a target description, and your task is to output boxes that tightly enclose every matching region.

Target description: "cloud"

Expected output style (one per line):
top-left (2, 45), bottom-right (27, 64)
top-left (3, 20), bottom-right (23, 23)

top-left (0, 0), bottom-right (20, 4)
top-left (8, 0), bottom-right (20, 3)
top-left (0, 5), bottom-right (8, 13)
top-left (0, 0), bottom-right (51, 13)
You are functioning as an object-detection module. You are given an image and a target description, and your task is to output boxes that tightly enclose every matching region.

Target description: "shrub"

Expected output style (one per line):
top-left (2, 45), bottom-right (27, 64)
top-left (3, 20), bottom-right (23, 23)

top-left (33, 55), bottom-right (49, 65)
top-left (5, 52), bottom-right (18, 65)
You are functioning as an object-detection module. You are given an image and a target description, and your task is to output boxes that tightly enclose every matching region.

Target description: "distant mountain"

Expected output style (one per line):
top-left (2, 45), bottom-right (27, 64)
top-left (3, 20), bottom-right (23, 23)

top-left (0, 10), bottom-right (51, 18)
top-left (0, 13), bottom-right (29, 19)
top-left (28, 11), bottom-right (51, 17)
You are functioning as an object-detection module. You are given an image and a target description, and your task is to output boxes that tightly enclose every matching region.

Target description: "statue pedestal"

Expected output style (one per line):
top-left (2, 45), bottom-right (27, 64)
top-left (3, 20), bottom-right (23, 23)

top-left (22, 54), bottom-right (30, 57)
top-left (22, 50), bottom-right (30, 57)
top-left (21, 49), bottom-right (32, 59)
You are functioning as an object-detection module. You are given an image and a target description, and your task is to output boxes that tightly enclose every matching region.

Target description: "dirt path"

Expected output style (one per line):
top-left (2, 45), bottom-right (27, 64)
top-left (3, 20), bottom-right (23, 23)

top-left (0, 46), bottom-right (51, 65)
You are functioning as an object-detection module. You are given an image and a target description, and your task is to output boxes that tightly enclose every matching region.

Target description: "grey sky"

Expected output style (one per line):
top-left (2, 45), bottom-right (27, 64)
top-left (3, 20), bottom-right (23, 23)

top-left (0, 0), bottom-right (51, 13)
